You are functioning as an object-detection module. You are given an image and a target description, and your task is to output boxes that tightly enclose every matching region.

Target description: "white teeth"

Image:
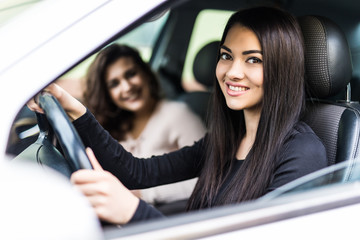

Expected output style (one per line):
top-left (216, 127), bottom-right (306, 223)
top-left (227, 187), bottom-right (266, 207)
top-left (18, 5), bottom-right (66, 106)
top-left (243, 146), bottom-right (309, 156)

top-left (229, 85), bottom-right (247, 91)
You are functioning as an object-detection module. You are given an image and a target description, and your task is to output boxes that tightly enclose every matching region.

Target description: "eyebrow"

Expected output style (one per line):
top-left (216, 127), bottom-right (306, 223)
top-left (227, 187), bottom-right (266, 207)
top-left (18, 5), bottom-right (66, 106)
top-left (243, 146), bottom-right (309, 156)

top-left (220, 45), bottom-right (263, 55)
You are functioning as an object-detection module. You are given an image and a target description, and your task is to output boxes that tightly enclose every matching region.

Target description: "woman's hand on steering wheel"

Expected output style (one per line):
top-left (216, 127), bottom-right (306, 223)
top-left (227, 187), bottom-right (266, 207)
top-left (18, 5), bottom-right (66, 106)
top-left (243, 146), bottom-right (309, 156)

top-left (27, 83), bottom-right (86, 121)
top-left (71, 148), bottom-right (140, 225)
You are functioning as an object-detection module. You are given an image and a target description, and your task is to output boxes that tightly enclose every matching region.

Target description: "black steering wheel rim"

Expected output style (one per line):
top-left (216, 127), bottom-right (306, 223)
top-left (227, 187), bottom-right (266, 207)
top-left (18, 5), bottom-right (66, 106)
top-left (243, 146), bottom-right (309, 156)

top-left (38, 92), bottom-right (93, 170)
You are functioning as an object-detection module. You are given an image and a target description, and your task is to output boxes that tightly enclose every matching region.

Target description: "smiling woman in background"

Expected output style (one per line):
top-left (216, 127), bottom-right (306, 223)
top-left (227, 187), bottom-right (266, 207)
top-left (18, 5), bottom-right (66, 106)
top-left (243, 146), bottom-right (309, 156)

top-left (83, 44), bottom-right (206, 209)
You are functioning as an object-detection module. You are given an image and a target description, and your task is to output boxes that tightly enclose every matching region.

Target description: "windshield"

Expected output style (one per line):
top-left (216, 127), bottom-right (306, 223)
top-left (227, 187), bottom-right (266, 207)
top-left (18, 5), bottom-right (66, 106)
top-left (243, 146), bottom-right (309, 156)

top-left (0, 0), bottom-right (42, 28)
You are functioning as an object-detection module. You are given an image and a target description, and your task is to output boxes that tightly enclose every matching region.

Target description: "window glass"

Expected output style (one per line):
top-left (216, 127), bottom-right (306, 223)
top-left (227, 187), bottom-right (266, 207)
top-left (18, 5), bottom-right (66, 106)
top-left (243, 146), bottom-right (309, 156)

top-left (182, 9), bottom-right (233, 92)
top-left (115, 11), bottom-right (169, 62)
top-left (261, 159), bottom-right (360, 201)
top-left (58, 11), bottom-right (169, 100)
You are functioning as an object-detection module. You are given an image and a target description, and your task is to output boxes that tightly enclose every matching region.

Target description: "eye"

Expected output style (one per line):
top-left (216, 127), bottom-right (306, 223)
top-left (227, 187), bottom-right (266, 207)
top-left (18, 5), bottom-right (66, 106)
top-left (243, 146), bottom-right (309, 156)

top-left (107, 79), bottom-right (120, 89)
top-left (247, 57), bottom-right (262, 64)
top-left (219, 52), bottom-right (232, 61)
top-left (124, 69), bottom-right (137, 79)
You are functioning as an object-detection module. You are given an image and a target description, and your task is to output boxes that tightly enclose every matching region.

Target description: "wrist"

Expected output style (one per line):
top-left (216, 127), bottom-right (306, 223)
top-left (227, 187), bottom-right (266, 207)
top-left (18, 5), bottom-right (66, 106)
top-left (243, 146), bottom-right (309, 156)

top-left (124, 196), bottom-right (140, 223)
top-left (67, 103), bottom-right (86, 121)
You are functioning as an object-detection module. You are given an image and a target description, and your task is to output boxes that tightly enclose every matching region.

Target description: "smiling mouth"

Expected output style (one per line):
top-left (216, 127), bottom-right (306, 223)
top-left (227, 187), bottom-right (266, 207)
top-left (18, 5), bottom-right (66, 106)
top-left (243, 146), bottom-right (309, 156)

top-left (228, 85), bottom-right (249, 92)
top-left (123, 95), bottom-right (139, 101)
top-left (122, 89), bottom-right (142, 102)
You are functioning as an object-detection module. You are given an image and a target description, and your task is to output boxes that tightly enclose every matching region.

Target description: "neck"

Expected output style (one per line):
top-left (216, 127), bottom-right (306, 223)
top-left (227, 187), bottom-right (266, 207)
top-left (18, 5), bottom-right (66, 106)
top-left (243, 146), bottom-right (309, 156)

top-left (130, 99), bottom-right (158, 139)
top-left (134, 98), bottom-right (157, 120)
top-left (243, 107), bottom-right (261, 140)
top-left (236, 107), bottom-right (261, 160)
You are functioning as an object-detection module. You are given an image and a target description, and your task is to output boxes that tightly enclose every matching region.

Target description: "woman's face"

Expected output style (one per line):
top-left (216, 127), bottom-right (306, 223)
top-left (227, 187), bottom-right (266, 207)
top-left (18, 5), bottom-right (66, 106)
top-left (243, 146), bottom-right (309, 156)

top-left (105, 57), bottom-right (152, 113)
top-left (216, 24), bottom-right (264, 112)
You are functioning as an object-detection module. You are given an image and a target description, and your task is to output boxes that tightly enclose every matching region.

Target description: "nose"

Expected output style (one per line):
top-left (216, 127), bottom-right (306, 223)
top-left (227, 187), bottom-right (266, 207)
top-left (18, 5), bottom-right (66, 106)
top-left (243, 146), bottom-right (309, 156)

top-left (226, 60), bottom-right (245, 80)
top-left (119, 79), bottom-right (131, 92)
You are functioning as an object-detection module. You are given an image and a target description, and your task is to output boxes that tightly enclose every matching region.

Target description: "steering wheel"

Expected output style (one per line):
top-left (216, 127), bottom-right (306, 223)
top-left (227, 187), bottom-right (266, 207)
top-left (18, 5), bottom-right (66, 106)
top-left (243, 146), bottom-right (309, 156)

top-left (37, 92), bottom-right (93, 171)
top-left (12, 92), bottom-right (92, 178)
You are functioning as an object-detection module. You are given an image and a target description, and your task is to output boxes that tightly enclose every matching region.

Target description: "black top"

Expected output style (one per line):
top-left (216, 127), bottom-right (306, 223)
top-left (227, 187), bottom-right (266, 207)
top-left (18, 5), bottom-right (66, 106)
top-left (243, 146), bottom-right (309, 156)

top-left (73, 110), bottom-right (327, 223)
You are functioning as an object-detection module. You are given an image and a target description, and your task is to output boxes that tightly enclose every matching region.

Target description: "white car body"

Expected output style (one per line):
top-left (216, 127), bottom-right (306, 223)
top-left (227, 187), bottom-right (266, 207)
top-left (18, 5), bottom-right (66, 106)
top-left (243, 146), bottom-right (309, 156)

top-left (2, 0), bottom-right (360, 239)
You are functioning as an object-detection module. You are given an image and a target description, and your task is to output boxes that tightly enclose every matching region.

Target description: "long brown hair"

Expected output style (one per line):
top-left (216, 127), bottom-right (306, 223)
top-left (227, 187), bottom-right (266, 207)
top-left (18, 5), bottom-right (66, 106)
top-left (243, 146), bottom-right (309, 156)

top-left (83, 44), bottom-right (162, 140)
top-left (187, 7), bottom-right (305, 209)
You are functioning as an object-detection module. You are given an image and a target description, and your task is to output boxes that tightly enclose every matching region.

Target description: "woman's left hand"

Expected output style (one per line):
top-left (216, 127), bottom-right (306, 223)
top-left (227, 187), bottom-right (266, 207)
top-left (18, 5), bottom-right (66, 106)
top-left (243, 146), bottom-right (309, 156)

top-left (71, 148), bottom-right (140, 225)
top-left (27, 83), bottom-right (86, 121)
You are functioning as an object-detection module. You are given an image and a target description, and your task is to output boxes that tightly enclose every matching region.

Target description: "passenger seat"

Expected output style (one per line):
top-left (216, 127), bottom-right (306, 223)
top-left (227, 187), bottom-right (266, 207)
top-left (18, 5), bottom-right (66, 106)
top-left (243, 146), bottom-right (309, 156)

top-left (178, 41), bottom-right (220, 124)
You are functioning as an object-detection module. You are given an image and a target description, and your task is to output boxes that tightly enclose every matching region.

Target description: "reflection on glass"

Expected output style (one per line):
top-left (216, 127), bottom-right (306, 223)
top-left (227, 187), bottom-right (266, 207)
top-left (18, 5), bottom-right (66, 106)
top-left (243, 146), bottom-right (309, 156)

top-left (261, 158), bottom-right (360, 200)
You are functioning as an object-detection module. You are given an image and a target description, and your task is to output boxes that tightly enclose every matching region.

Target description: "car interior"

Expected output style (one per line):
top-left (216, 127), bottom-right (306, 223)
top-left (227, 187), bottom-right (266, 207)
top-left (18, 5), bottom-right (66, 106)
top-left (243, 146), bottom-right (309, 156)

top-left (5, 0), bottom-right (360, 232)
top-left (299, 15), bottom-right (360, 178)
top-left (177, 40), bottom-right (219, 123)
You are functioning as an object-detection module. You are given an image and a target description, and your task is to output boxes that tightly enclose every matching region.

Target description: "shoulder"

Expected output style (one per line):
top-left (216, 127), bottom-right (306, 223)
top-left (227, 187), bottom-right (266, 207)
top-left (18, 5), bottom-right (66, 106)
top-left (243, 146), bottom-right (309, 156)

top-left (270, 121), bottom-right (328, 190)
top-left (293, 121), bottom-right (316, 134)
top-left (156, 100), bottom-right (201, 120)
top-left (287, 121), bottom-right (323, 144)
top-left (280, 121), bottom-right (327, 166)
top-left (158, 100), bottom-right (192, 112)
top-left (152, 100), bottom-right (206, 144)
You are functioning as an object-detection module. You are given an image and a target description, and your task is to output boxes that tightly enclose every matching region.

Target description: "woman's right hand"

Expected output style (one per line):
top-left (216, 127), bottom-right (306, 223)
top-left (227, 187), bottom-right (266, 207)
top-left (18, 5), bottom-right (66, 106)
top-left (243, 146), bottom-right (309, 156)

top-left (27, 83), bottom-right (86, 121)
top-left (71, 148), bottom-right (140, 225)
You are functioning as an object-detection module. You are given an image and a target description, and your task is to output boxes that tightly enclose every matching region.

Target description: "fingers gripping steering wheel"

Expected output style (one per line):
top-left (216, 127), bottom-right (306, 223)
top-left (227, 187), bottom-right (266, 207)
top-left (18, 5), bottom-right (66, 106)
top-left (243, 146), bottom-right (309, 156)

top-left (38, 92), bottom-right (93, 171)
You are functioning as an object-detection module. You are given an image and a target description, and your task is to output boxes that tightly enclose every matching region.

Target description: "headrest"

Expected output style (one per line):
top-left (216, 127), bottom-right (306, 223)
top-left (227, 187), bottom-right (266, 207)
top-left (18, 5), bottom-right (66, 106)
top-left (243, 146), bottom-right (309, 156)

top-left (193, 41), bottom-right (220, 89)
top-left (298, 16), bottom-right (352, 99)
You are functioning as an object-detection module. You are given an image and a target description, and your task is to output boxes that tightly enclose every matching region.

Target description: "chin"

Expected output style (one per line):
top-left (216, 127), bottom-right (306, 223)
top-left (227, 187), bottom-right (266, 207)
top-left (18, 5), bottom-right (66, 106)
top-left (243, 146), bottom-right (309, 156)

top-left (226, 105), bottom-right (245, 111)
top-left (130, 101), bottom-right (146, 112)
top-left (225, 100), bottom-right (245, 111)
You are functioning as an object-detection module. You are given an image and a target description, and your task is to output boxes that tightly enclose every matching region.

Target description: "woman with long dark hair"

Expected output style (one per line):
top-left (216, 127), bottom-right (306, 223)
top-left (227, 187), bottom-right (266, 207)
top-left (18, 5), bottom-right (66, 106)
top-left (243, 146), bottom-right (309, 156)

top-left (84, 44), bottom-right (162, 141)
top-left (83, 44), bottom-right (206, 206)
top-left (28, 6), bottom-right (327, 224)
top-left (188, 6), bottom-right (308, 209)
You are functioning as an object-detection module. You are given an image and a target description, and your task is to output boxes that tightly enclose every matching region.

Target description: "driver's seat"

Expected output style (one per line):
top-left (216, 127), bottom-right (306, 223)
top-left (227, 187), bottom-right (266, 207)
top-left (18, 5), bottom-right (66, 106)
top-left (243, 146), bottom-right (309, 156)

top-left (299, 15), bottom-right (360, 181)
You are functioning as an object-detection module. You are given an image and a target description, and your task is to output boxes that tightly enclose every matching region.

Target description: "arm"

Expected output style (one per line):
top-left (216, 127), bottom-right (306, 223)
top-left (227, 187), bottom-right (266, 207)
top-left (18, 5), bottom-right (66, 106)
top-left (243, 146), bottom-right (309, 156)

top-left (27, 84), bottom-right (171, 223)
top-left (72, 112), bottom-right (205, 223)
top-left (73, 109), bottom-right (206, 189)
top-left (28, 84), bottom-right (205, 189)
